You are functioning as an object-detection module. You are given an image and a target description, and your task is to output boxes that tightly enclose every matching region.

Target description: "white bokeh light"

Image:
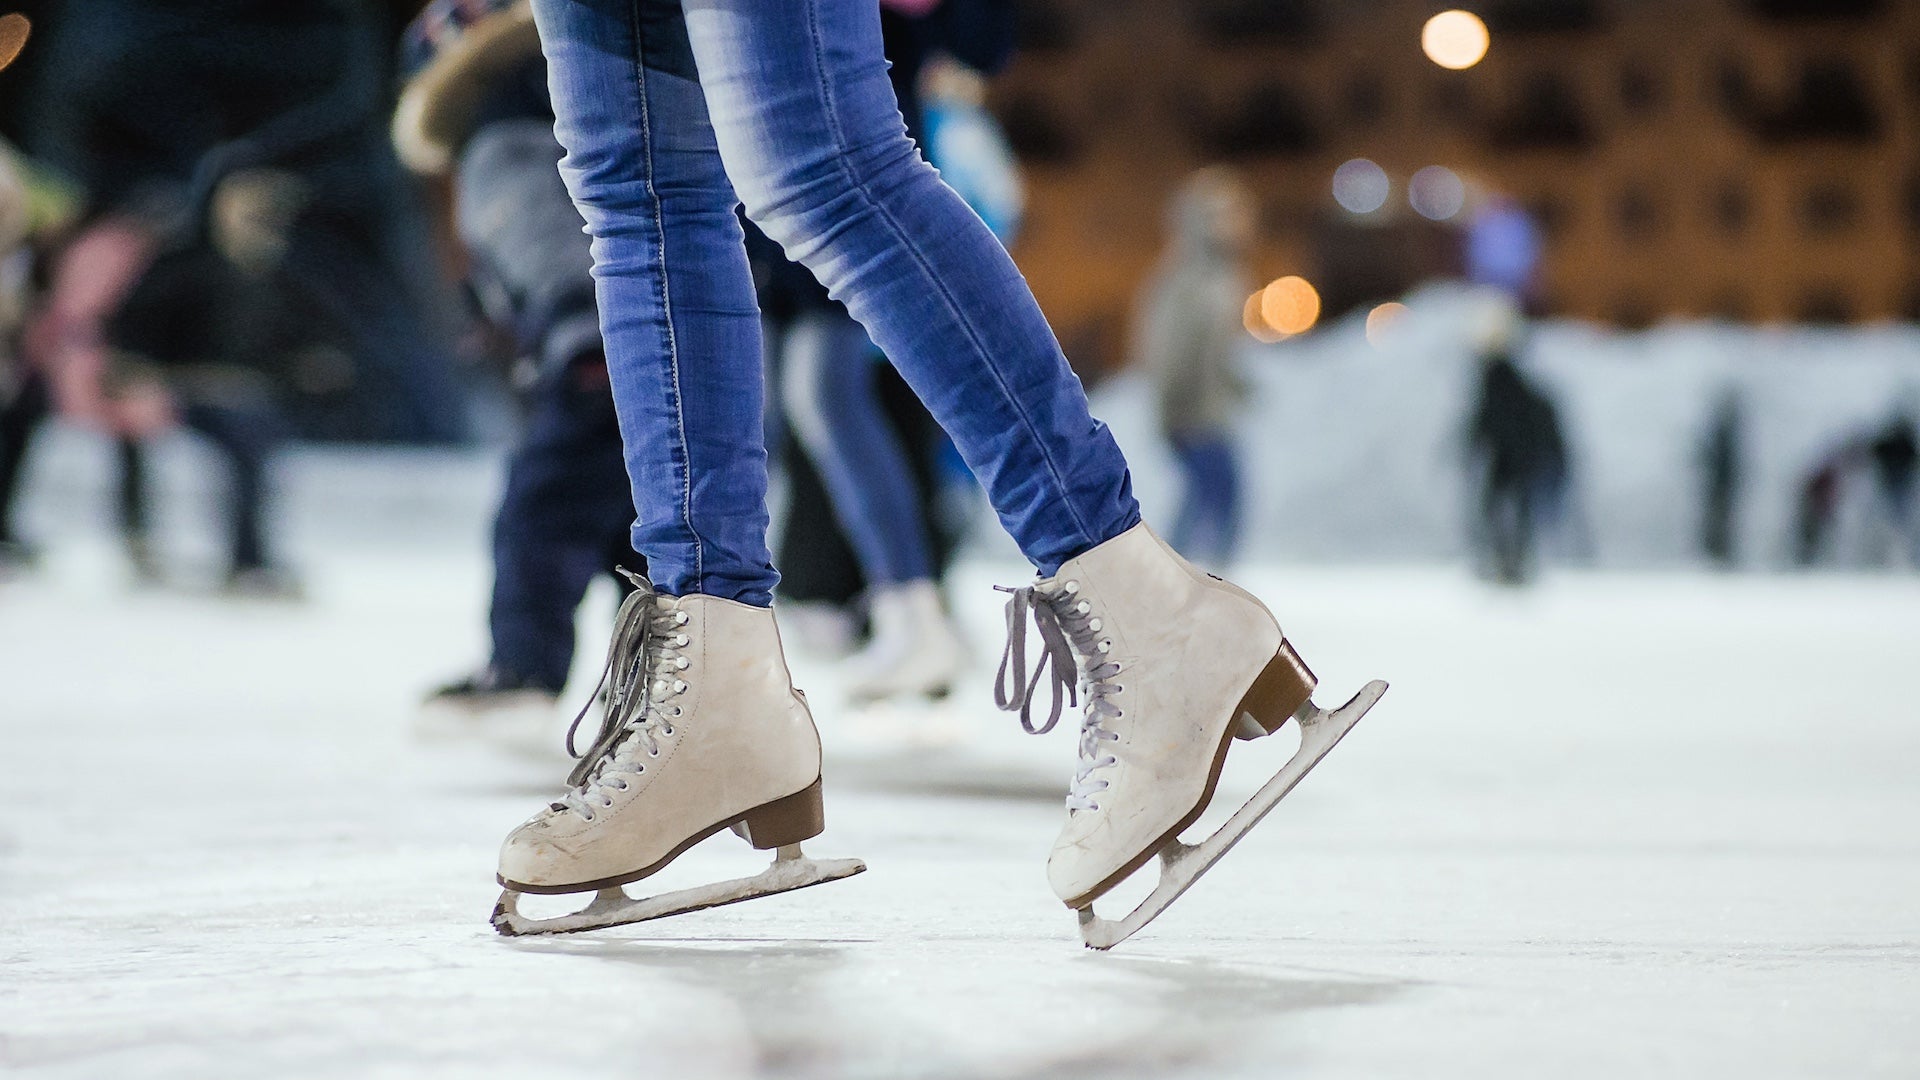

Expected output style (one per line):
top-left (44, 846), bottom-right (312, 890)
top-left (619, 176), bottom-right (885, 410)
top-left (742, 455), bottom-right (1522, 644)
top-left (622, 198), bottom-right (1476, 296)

top-left (1422, 10), bottom-right (1490, 70)
top-left (1332, 158), bottom-right (1391, 215)
top-left (1409, 165), bottom-right (1467, 221)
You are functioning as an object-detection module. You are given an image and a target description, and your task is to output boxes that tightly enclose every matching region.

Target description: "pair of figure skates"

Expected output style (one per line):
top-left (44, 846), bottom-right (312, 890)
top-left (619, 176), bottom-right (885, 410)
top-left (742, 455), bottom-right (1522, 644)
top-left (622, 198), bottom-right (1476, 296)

top-left (491, 523), bottom-right (1387, 949)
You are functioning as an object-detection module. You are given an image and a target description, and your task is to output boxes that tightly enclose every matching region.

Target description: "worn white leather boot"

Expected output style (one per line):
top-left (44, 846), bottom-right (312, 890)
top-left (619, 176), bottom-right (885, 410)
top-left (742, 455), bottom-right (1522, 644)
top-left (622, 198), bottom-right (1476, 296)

top-left (492, 579), bottom-right (864, 935)
top-left (843, 580), bottom-right (968, 703)
top-left (996, 522), bottom-right (1383, 946)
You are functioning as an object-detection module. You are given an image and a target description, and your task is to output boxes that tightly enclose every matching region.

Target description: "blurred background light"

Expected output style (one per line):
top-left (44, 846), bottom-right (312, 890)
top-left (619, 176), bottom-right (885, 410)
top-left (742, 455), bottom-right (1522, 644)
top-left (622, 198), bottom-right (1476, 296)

top-left (1365, 301), bottom-right (1408, 347)
top-left (1422, 10), bottom-right (1490, 70)
top-left (1242, 291), bottom-right (1286, 342)
top-left (1259, 275), bottom-right (1321, 337)
top-left (1409, 165), bottom-right (1467, 221)
top-left (1332, 158), bottom-right (1391, 215)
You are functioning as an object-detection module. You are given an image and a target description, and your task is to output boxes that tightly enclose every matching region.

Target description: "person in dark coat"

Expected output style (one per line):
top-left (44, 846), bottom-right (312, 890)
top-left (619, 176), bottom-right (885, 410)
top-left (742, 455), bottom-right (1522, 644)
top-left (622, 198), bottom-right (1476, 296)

top-left (1467, 345), bottom-right (1565, 585)
top-left (1867, 409), bottom-right (1918, 568)
top-left (1699, 391), bottom-right (1743, 568)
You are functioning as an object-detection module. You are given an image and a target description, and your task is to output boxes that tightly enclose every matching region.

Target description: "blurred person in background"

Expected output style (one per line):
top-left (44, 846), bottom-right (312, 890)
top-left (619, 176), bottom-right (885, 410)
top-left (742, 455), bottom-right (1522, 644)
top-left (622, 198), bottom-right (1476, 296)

top-left (1792, 441), bottom-right (1854, 569)
top-left (24, 176), bottom-right (306, 596)
top-left (393, 0), bottom-right (645, 741)
top-left (0, 138), bottom-right (69, 575)
top-left (1134, 168), bottom-right (1254, 570)
top-left (1465, 307), bottom-right (1567, 586)
top-left (1698, 389), bottom-right (1745, 568)
top-left (22, 0), bottom-right (468, 445)
top-left (1866, 406), bottom-right (1917, 568)
top-left (763, 0), bottom-right (1014, 704)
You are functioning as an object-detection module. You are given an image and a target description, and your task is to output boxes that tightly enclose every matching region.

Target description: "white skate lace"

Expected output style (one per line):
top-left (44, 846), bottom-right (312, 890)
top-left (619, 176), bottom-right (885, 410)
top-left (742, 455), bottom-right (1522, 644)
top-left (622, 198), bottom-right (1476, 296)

top-left (995, 580), bottom-right (1121, 812)
top-left (554, 571), bottom-right (692, 822)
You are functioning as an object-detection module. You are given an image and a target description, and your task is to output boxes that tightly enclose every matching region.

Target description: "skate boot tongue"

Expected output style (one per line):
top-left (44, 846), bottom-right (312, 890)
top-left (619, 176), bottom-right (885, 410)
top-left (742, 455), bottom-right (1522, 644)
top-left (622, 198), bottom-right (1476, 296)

top-left (554, 576), bottom-right (693, 813)
top-left (994, 580), bottom-right (1123, 810)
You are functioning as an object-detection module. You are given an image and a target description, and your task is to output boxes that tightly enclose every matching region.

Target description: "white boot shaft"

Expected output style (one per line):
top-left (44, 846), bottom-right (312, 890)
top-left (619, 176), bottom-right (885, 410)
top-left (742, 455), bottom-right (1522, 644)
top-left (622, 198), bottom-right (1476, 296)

top-left (997, 523), bottom-right (1298, 906)
top-left (843, 580), bottom-right (967, 702)
top-left (498, 587), bottom-right (823, 893)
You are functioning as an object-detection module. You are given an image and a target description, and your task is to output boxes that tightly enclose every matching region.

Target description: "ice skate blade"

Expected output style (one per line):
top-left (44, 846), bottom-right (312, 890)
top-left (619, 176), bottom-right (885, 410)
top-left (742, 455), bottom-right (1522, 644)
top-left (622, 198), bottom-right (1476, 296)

top-left (1076, 679), bottom-right (1388, 951)
top-left (491, 844), bottom-right (866, 937)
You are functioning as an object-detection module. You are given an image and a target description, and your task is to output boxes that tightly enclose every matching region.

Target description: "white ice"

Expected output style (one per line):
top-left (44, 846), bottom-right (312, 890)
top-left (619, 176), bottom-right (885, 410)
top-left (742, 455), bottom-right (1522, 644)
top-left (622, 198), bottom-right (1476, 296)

top-left (2, 442), bottom-right (1918, 1079)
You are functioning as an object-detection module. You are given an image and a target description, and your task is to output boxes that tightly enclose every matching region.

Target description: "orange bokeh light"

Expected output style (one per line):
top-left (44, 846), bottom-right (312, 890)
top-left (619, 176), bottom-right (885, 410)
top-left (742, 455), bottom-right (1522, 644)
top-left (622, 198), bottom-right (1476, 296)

top-left (1259, 276), bottom-right (1321, 337)
top-left (1243, 292), bottom-right (1286, 342)
top-left (1365, 302), bottom-right (1409, 347)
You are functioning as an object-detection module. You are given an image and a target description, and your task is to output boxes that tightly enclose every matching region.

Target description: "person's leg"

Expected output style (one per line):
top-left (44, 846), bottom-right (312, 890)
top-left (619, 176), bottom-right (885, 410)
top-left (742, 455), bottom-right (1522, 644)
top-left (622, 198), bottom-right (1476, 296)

top-left (781, 308), bottom-right (931, 587)
top-left (1167, 436), bottom-right (1207, 559)
top-left (0, 370), bottom-right (51, 547)
top-left (494, 353), bottom-right (638, 688)
top-left (114, 436), bottom-right (161, 579)
top-left (535, 0), bottom-right (774, 606)
top-left (1182, 435), bottom-right (1240, 567)
top-left (1215, 436), bottom-right (1244, 564)
top-left (681, 0), bottom-right (1138, 575)
top-left (500, 0), bottom-right (841, 918)
top-left (784, 307), bottom-right (967, 700)
top-left (181, 403), bottom-right (274, 574)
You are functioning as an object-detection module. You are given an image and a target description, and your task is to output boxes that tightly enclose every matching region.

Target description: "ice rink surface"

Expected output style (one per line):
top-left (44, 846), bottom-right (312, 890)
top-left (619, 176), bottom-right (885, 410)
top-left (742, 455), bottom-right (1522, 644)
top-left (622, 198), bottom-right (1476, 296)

top-left (3, 450), bottom-right (1919, 1079)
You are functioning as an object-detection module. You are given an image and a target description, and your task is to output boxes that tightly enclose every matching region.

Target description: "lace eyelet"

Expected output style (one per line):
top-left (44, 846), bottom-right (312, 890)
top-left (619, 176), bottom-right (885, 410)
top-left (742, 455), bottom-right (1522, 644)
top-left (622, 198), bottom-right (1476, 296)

top-left (674, 612), bottom-right (689, 625)
top-left (1064, 580), bottom-right (1079, 594)
top-left (673, 706), bottom-right (683, 717)
top-left (673, 680), bottom-right (687, 693)
top-left (601, 796), bottom-right (614, 807)
top-left (581, 812), bottom-right (596, 822)
top-left (675, 634), bottom-right (689, 647)
top-left (648, 747), bottom-right (660, 757)
top-left (675, 657), bottom-right (689, 670)
top-left (662, 724), bottom-right (675, 736)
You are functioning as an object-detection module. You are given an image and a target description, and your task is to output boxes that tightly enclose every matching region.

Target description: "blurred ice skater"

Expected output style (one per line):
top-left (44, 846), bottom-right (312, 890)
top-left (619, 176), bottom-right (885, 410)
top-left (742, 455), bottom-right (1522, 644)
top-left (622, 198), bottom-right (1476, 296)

top-left (0, 139), bottom-right (72, 575)
top-left (1698, 389), bottom-right (1745, 568)
top-left (1134, 168), bottom-right (1255, 570)
top-left (23, 178), bottom-right (306, 596)
top-left (21, 0), bottom-right (469, 444)
top-left (1865, 407), bottom-right (1918, 569)
top-left (1790, 408), bottom-right (1918, 571)
top-left (393, 0), bottom-right (645, 743)
top-left (1464, 301), bottom-right (1570, 586)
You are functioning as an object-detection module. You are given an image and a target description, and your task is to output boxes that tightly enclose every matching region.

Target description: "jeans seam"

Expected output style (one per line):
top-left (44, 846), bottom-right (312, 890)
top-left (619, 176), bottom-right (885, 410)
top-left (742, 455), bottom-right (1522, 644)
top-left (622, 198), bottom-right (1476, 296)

top-left (629, 0), bottom-right (704, 589)
top-left (796, 0), bottom-right (1098, 555)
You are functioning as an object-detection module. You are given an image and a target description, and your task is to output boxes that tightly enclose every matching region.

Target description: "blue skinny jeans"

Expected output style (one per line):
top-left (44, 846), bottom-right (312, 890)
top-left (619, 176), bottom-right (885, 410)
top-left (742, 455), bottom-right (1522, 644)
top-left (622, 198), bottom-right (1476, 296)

top-left (532, 0), bottom-right (1137, 605)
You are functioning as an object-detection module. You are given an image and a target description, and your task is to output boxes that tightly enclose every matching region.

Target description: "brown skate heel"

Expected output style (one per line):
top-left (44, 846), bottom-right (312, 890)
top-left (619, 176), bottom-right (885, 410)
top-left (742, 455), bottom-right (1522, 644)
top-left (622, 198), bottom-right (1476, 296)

top-left (732, 779), bottom-right (826, 849)
top-left (1231, 640), bottom-right (1318, 740)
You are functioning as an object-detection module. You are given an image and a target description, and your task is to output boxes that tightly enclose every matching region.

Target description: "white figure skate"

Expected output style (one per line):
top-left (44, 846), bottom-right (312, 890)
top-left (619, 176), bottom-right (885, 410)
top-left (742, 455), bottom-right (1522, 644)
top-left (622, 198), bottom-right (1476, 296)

top-left (491, 574), bottom-right (865, 937)
top-left (843, 580), bottom-right (969, 704)
top-left (997, 524), bottom-right (1386, 949)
